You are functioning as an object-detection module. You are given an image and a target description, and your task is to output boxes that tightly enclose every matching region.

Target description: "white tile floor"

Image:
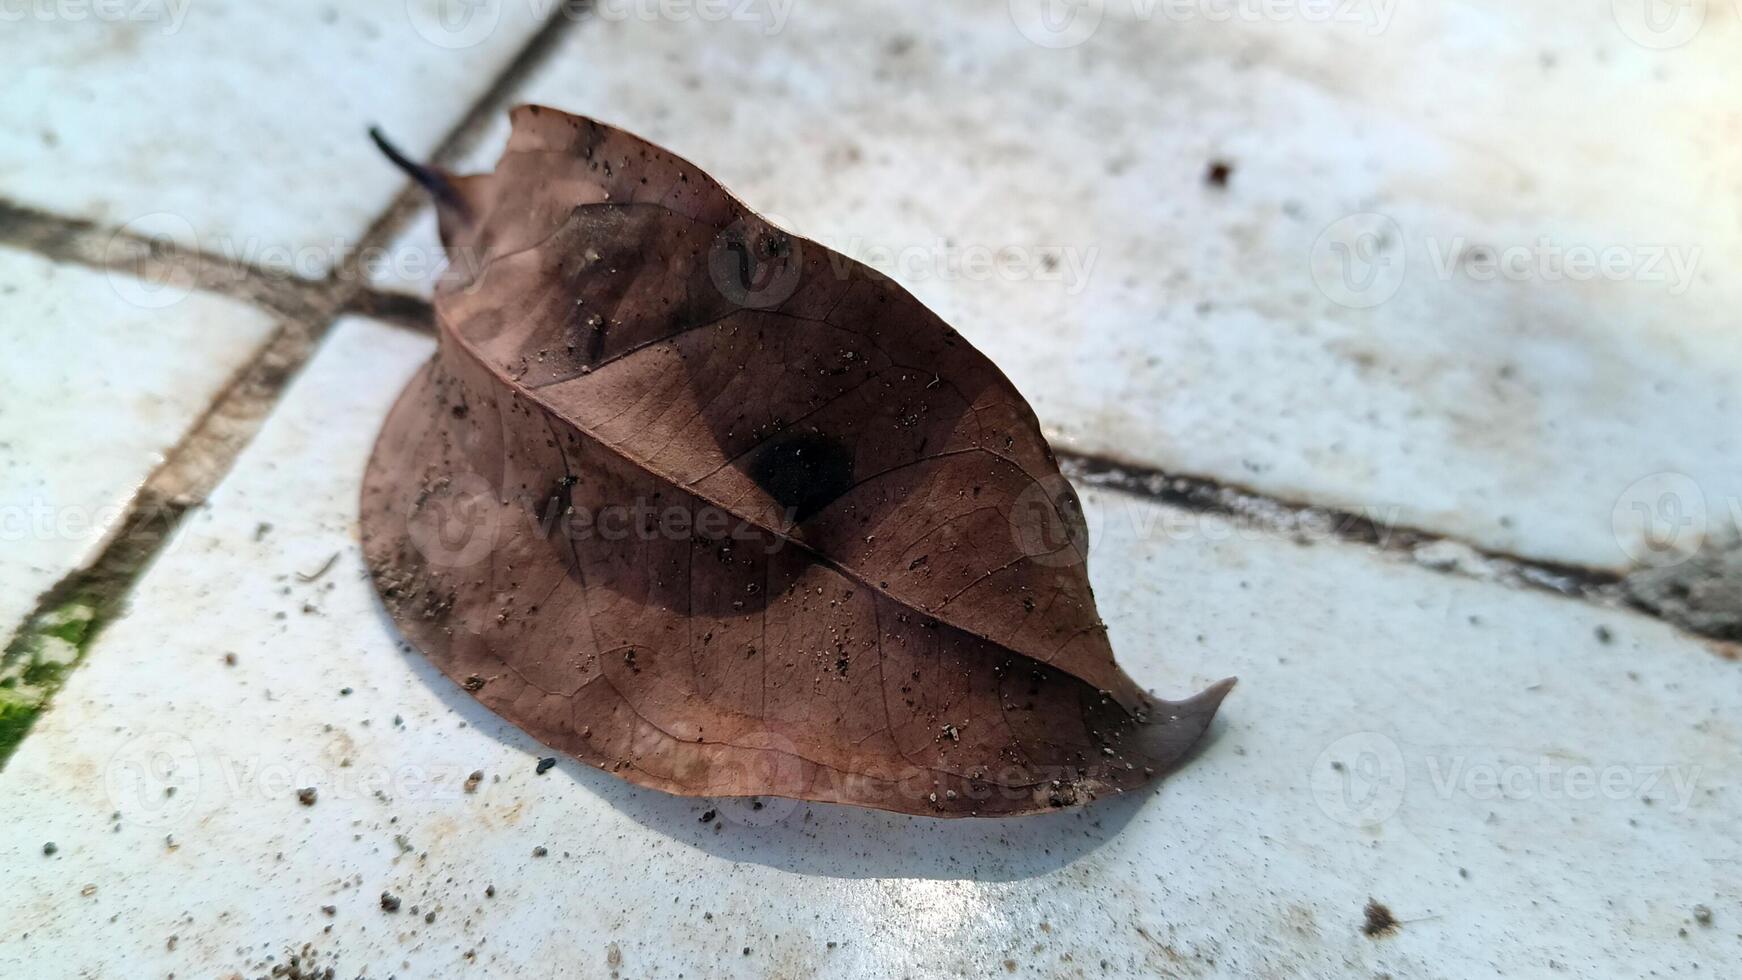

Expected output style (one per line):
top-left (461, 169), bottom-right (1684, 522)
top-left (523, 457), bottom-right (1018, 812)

top-left (0, 245), bottom-right (276, 645)
top-left (4, 318), bottom-right (1736, 978)
top-left (4, 3), bottom-right (1740, 977)
top-left (0, 0), bottom-right (549, 276)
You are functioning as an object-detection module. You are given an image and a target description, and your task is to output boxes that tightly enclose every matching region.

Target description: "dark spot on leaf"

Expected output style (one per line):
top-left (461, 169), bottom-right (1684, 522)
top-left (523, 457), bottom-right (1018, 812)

top-left (746, 431), bottom-right (855, 522)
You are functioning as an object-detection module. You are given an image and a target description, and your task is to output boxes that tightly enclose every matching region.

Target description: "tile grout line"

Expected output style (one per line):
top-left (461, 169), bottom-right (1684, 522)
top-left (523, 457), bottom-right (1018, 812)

top-left (1064, 457), bottom-right (1740, 651)
top-left (0, 3), bottom-right (593, 764)
top-left (1061, 454), bottom-right (1613, 585)
top-left (0, 198), bottom-right (333, 326)
top-left (0, 3), bottom-right (595, 329)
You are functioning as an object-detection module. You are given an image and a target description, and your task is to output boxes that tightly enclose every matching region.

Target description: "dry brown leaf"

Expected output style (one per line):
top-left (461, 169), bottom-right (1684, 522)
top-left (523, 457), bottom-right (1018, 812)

top-left (362, 106), bottom-right (1232, 816)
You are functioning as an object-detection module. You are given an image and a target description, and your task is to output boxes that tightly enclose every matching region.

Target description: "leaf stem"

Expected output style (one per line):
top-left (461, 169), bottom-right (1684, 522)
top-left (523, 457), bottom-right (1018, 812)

top-left (368, 126), bottom-right (468, 217)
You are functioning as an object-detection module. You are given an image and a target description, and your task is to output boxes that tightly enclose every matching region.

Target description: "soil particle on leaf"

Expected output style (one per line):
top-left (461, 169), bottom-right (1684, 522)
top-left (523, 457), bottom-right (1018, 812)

top-left (532, 846), bottom-right (548, 857)
top-left (1205, 159), bottom-right (1233, 188)
top-left (464, 769), bottom-right (484, 793)
top-left (379, 892), bottom-right (401, 913)
top-left (1362, 899), bottom-right (1399, 938)
top-left (321, 905), bottom-right (336, 917)
top-left (485, 885), bottom-right (496, 898)
top-left (535, 756), bottom-right (557, 775)
top-left (224, 652), bottom-right (238, 666)
top-left (42, 842), bottom-right (56, 856)
top-left (297, 787), bottom-right (318, 806)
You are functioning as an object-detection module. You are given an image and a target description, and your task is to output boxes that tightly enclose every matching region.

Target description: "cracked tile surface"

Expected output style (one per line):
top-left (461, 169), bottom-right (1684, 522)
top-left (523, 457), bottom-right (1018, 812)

top-left (1, 317), bottom-right (1735, 978)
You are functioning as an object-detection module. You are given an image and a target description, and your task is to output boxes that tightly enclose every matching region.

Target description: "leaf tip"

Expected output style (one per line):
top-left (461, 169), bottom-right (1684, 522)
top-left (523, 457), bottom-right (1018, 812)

top-left (1191, 676), bottom-right (1238, 716)
top-left (368, 125), bottom-right (469, 220)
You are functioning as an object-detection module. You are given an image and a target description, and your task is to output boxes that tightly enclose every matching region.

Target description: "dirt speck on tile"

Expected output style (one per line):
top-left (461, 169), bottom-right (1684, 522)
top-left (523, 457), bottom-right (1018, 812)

top-left (1362, 899), bottom-right (1399, 938)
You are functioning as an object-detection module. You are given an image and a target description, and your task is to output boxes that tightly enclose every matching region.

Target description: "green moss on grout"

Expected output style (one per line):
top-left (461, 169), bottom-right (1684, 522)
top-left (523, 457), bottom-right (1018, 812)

top-left (41, 615), bottom-right (91, 646)
top-left (0, 597), bottom-right (102, 767)
top-left (0, 699), bottom-right (41, 762)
